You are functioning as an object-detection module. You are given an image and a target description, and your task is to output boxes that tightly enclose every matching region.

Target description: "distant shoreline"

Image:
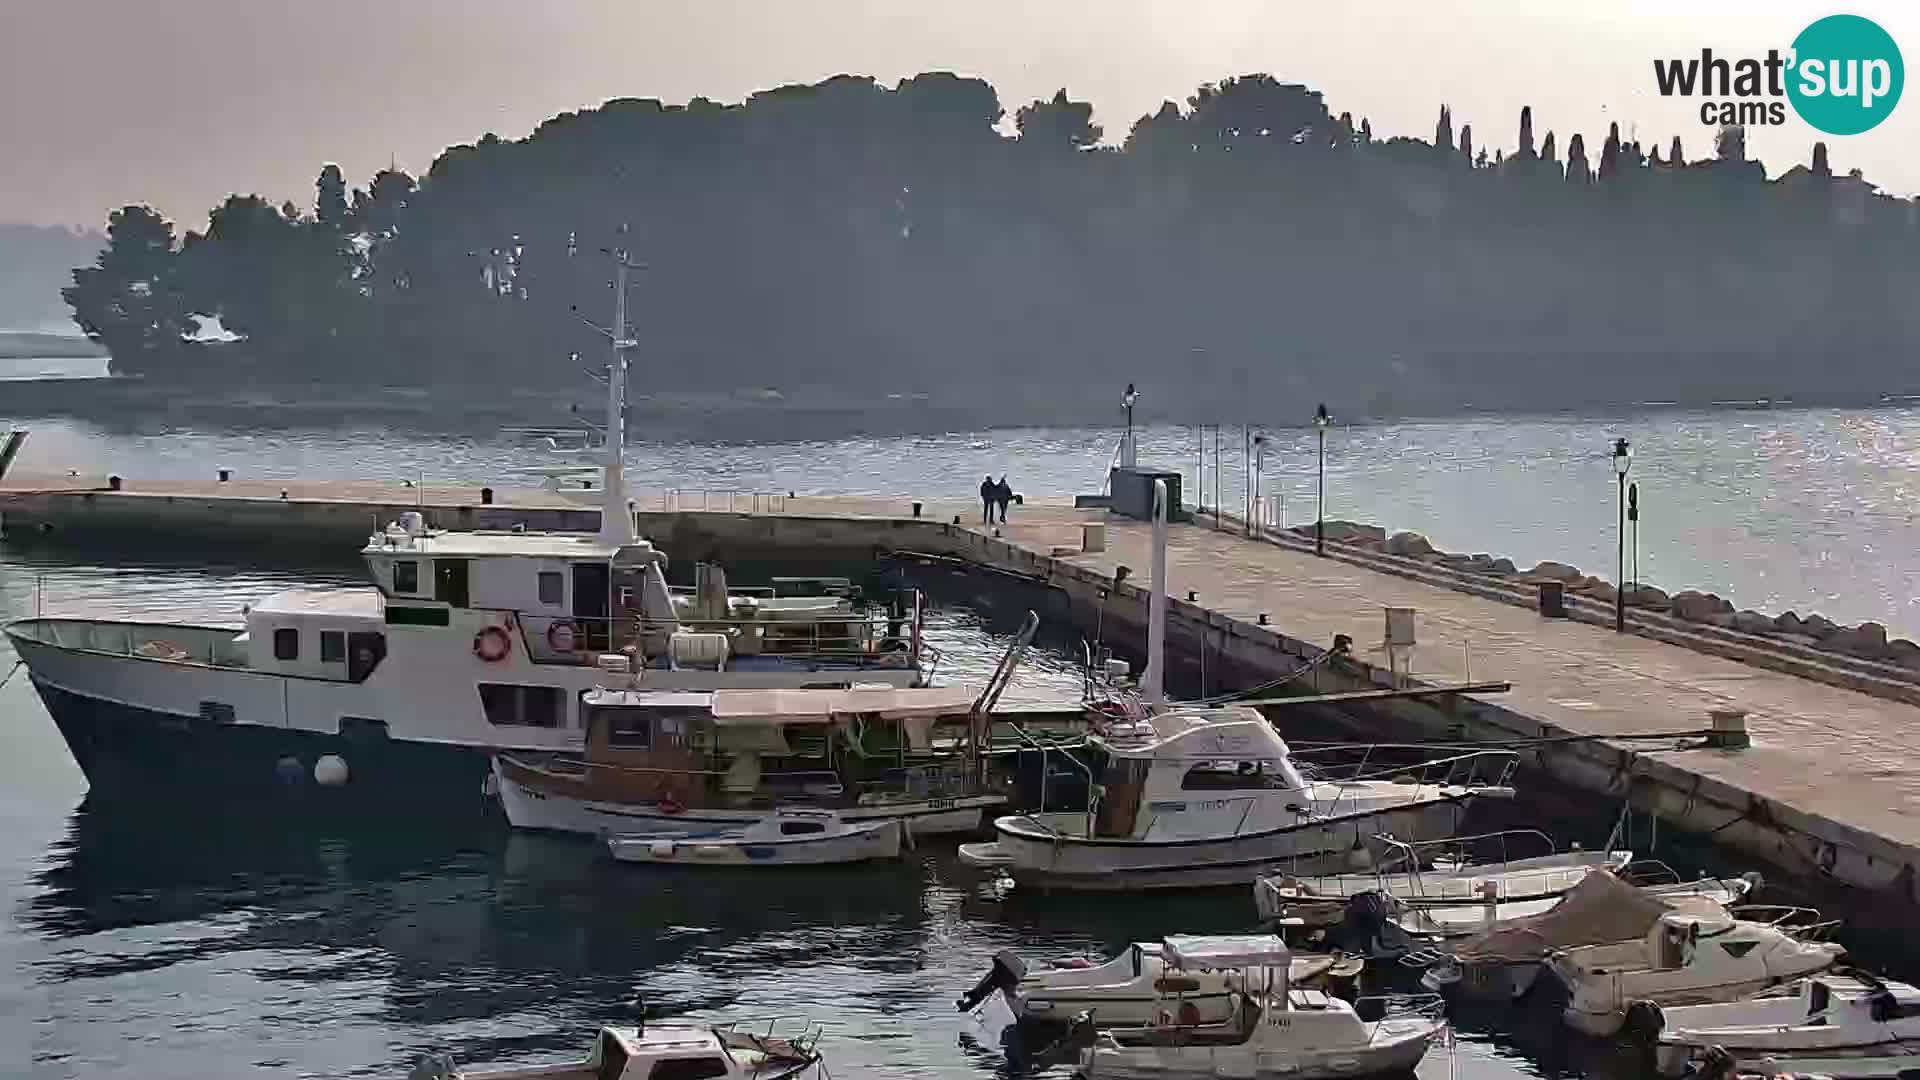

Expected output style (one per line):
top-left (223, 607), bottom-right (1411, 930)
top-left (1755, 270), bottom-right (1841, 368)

top-left (0, 331), bottom-right (106, 360)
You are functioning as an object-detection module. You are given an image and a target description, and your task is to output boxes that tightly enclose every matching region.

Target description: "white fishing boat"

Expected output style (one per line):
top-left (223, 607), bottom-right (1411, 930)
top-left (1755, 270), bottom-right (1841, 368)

top-left (1550, 905), bottom-right (1845, 1036)
top-left (1254, 829), bottom-right (1631, 926)
top-left (956, 705), bottom-right (1515, 891)
top-left (1070, 935), bottom-right (1448, 1079)
top-left (4, 250), bottom-right (934, 805)
top-left (604, 808), bottom-right (903, 867)
top-left (954, 937), bottom-right (1363, 1026)
top-left (494, 684), bottom-right (1005, 837)
top-left (1420, 868), bottom-right (1760, 997)
top-left (405, 1020), bottom-right (824, 1079)
top-left (1652, 973), bottom-right (1920, 1077)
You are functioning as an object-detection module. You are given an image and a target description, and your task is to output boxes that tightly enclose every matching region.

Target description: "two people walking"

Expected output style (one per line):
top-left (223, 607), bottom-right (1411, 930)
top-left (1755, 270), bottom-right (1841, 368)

top-left (980, 475), bottom-right (1016, 524)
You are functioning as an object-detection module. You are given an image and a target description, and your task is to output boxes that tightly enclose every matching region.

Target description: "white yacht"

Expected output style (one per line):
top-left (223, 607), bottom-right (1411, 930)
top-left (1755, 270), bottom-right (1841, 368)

top-left (956, 706), bottom-right (1516, 891)
top-left (3, 255), bottom-right (930, 804)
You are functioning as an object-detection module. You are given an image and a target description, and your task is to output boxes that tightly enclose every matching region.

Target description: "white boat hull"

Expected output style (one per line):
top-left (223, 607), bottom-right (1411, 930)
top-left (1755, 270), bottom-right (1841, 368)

top-left (1651, 978), bottom-right (1920, 1076)
top-left (605, 820), bottom-right (903, 866)
top-left (962, 796), bottom-right (1473, 891)
top-left (1078, 1016), bottom-right (1442, 1078)
top-left (494, 758), bottom-right (1002, 836)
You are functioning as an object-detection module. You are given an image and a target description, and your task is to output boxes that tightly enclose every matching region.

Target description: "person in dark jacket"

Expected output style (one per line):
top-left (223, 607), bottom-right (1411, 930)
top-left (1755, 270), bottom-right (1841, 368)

top-left (995, 476), bottom-right (1014, 522)
top-left (980, 476), bottom-right (997, 523)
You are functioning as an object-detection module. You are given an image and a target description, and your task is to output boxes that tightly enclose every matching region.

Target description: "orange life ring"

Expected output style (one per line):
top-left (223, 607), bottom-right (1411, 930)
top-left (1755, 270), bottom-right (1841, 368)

top-left (547, 621), bottom-right (577, 653)
top-left (473, 625), bottom-right (512, 663)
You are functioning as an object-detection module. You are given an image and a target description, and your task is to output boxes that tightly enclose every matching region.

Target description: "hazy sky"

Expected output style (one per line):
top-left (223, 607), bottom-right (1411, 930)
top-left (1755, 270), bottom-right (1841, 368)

top-left (5, 0), bottom-right (1918, 228)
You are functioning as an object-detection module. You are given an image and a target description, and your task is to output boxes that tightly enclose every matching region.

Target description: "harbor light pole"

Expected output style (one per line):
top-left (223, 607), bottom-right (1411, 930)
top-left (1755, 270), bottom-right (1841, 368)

top-left (1612, 438), bottom-right (1632, 633)
top-left (1122, 383), bottom-right (1139, 469)
top-left (1313, 404), bottom-right (1331, 555)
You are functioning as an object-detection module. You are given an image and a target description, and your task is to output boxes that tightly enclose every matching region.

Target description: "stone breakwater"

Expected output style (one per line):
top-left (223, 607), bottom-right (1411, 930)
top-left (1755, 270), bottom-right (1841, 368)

top-left (1295, 520), bottom-right (1920, 673)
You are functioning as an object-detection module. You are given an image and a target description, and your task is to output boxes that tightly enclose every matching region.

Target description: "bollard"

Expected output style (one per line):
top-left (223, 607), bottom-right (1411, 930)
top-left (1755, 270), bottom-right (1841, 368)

top-left (217, 468), bottom-right (231, 482)
top-left (1257, 613), bottom-right (1269, 626)
top-left (912, 501), bottom-right (922, 518)
top-left (480, 487), bottom-right (494, 505)
top-left (951, 515), bottom-right (960, 525)
top-left (280, 489), bottom-right (289, 500)
top-left (1706, 709), bottom-right (1751, 750)
top-left (1186, 590), bottom-right (1197, 602)
top-left (1081, 521), bottom-right (1106, 553)
top-left (107, 475), bottom-right (123, 491)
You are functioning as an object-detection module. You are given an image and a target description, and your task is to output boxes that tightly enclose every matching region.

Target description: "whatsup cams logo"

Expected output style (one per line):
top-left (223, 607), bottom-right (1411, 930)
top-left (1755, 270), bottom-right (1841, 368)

top-left (1653, 14), bottom-right (1903, 135)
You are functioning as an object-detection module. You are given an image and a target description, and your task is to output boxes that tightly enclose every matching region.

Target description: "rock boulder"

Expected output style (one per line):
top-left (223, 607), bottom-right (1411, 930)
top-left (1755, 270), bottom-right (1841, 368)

top-left (1671, 590), bottom-right (1733, 622)
top-left (1889, 639), bottom-right (1920, 671)
top-left (1385, 531), bottom-right (1436, 557)
top-left (1828, 622), bottom-right (1890, 660)
top-left (1624, 584), bottom-right (1670, 609)
top-left (1729, 610), bottom-right (1775, 635)
top-left (1527, 561), bottom-right (1583, 583)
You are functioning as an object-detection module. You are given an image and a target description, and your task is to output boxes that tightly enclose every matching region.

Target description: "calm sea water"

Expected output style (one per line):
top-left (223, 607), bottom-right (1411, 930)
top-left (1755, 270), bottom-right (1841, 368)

top-left (4, 402), bottom-right (1918, 1077)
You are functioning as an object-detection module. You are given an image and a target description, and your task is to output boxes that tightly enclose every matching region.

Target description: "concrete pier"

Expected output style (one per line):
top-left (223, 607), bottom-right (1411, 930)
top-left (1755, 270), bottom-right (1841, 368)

top-left (8, 471), bottom-right (1920, 912)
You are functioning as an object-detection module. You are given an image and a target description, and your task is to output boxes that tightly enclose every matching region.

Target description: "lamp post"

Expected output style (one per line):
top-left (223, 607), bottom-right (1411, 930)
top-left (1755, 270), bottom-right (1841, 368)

top-left (1122, 383), bottom-right (1138, 469)
top-left (1251, 434), bottom-right (1268, 535)
top-left (1313, 404), bottom-right (1332, 555)
top-left (1612, 438), bottom-right (1632, 633)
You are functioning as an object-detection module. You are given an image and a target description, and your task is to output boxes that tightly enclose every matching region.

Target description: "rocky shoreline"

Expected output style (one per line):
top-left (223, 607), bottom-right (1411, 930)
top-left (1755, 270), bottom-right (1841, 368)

top-left (1294, 520), bottom-right (1920, 673)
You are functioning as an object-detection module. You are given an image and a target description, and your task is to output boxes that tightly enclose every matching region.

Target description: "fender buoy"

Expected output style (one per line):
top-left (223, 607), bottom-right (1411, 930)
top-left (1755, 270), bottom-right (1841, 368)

top-left (547, 621), bottom-right (577, 653)
top-left (657, 794), bottom-right (686, 815)
top-left (473, 626), bottom-right (512, 663)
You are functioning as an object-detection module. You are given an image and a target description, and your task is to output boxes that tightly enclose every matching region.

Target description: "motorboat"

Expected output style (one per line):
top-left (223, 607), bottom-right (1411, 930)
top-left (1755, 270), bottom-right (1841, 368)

top-left (1254, 829), bottom-right (1631, 927)
top-left (1652, 973), bottom-right (1920, 1077)
top-left (956, 706), bottom-right (1516, 891)
top-left (405, 1020), bottom-right (824, 1079)
top-left (4, 263), bottom-right (934, 806)
top-left (603, 808), bottom-right (903, 867)
top-left (955, 937), bottom-right (1363, 1026)
top-left (494, 684), bottom-right (1006, 837)
top-left (1420, 868), bottom-right (1760, 997)
top-left (1069, 935), bottom-right (1448, 1079)
top-left (1550, 905), bottom-right (1845, 1036)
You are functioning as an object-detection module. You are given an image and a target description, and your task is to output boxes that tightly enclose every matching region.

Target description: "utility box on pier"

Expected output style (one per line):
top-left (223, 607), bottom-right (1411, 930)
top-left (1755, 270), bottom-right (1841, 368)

top-left (1107, 468), bottom-right (1187, 522)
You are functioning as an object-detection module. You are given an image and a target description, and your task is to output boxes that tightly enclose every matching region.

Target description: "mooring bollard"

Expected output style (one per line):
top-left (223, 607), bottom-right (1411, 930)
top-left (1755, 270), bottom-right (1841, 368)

top-left (912, 501), bottom-right (922, 518)
top-left (1257, 613), bottom-right (1270, 626)
top-left (217, 468), bottom-right (231, 482)
top-left (106, 475), bottom-right (123, 491)
top-left (480, 487), bottom-right (494, 505)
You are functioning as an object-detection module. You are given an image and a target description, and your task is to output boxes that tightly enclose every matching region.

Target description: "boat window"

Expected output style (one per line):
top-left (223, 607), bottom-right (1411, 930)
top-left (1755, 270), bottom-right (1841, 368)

top-left (273, 628), bottom-right (299, 661)
top-left (604, 708), bottom-right (651, 748)
top-left (648, 1057), bottom-right (729, 1080)
top-left (320, 630), bottom-right (346, 663)
top-left (393, 560), bottom-right (419, 594)
top-left (385, 605), bottom-right (450, 627)
top-left (780, 820), bottom-right (827, 836)
top-left (479, 684), bottom-right (565, 728)
top-left (347, 631), bottom-right (387, 682)
top-left (538, 571), bottom-right (564, 606)
top-left (1181, 761), bottom-right (1278, 791)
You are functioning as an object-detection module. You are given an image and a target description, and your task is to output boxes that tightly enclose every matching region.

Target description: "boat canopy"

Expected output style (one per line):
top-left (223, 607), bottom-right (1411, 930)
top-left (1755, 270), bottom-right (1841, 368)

top-left (707, 685), bottom-right (978, 725)
top-left (1162, 934), bottom-right (1292, 971)
top-left (1453, 870), bottom-right (1730, 962)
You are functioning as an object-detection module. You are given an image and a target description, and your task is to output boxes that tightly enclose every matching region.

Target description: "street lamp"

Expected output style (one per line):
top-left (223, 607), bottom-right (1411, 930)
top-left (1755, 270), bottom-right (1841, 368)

top-left (1122, 383), bottom-right (1139, 469)
top-left (1612, 437), bottom-right (1632, 633)
top-left (1313, 404), bottom-right (1332, 555)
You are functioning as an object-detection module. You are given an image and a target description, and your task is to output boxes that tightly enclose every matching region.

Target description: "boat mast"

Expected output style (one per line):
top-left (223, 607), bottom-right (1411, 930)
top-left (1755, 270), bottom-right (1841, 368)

top-left (599, 240), bottom-right (642, 547)
top-left (1142, 477), bottom-right (1169, 706)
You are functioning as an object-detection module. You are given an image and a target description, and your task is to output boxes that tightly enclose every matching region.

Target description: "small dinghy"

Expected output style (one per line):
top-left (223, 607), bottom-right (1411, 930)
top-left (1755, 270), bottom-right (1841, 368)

top-left (1650, 973), bottom-right (1920, 1076)
top-left (1069, 936), bottom-right (1447, 1079)
top-left (1551, 905), bottom-right (1845, 1037)
top-left (605, 809), bottom-right (903, 867)
top-left (955, 937), bottom-right (1363, 1026)
top-left (405, 1020), bottom-right (824, 1079)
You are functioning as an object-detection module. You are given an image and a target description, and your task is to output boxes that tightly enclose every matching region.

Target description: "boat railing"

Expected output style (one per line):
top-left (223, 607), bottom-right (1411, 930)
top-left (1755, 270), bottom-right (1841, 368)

top-left (514, 606), bottom-right (932, 669)
top-left (1363, 828), bottom-right (1561, 894)
top-left (523, 753), bottom-right (978, 805)
top-left (1728, 905), bottom-right (1842, 941)
top-left (663, 489), bottom-right (790, 514)
top-left (1619, 859), bottom-right (1685, 887)
top-left (1000, 719), bottom-right (1097, 828)
top-left (712, 1015), bottom-right (826, 1057)
top-left (21, 618), bottom-right (251, 670)
top-left (1355, 992), bottom-right (1447, 1034)
top-left (1303, 748), bottom-right (1520, 825)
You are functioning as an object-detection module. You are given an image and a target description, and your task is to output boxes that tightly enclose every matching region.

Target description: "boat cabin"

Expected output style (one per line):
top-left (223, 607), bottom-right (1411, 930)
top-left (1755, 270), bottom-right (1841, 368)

top-left (242, 589), bottom-right (389, 683)
top-left (567, 1023), bottom-right (819, 1080)
top-left (568, 684), bottom-right (982, 809)
top-left (1087, 708), bottom-right (1311, 839)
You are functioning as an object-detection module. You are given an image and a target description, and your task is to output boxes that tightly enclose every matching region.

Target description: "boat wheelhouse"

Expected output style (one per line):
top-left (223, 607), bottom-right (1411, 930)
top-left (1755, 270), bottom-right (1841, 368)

top-left (494, 683), bottom-right (1006, 835)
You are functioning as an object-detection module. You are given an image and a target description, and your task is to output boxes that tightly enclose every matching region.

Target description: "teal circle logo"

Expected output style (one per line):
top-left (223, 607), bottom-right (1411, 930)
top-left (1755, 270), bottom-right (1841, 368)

top-left (1787, 14), bottom-right (1903, 135)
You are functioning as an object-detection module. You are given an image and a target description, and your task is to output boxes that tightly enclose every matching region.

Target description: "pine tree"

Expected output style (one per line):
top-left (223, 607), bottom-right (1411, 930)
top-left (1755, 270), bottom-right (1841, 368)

top-left (1459, 124), bottom-right (1473, 162)
top-left (1566, 133), bottom-right (1591, 183)
top-left (1669, 135), bottom-right (1684, 166)
top-left (1812, 141), bottom-right (1832, 178)
top-left (1598, 122), bottom-right (1621, 182)
top-left (1436, 105), bottom-right (1453, 155)
top-left (1518, 105), bottom-right (1535, 159)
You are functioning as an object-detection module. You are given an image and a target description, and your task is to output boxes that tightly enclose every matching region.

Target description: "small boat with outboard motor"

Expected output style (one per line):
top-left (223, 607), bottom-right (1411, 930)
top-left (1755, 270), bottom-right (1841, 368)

top-left (403, 1017), bottom-right (826, 1080)
top-left (1651, 972), bottom-right (1920, 1077)
top-left (956, 936), bottom-right (1363, 1027)
top-left (604, 808), bottom-right (904, 867)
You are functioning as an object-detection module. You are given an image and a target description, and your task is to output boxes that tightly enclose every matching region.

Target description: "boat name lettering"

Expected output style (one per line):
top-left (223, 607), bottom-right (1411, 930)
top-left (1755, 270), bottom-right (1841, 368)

top-left (927, 797), bottom-right (955, 809)
top-left (1148, 801), bottom-right (1187, 813)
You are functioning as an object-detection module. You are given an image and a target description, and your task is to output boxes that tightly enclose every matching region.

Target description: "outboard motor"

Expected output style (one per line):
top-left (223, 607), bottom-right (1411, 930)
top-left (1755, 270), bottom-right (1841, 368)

top-left (957, 950), bottom-right (1027, 1012)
